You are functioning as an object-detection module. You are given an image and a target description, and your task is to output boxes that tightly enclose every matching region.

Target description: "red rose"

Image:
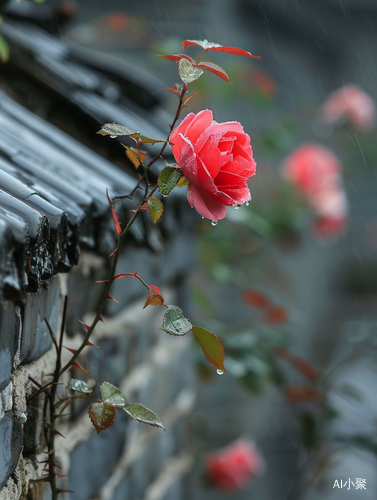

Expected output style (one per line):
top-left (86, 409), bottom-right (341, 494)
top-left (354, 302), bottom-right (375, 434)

top-left (281, 144), bottom-right (348, 240)
top-left (281, 143), bottom-right (341, 196)
top-left (320, 84), bottom-right (376, 132)
top-left (205, 440), bottom-right (263, 490)
top-left (170, 110), bottom-right (256, 222)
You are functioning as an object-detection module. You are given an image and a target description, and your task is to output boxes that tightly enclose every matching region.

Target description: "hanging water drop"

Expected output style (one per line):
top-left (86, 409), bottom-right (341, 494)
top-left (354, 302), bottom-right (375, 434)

top-left (232, 204), bottom-right (241, 209)
top-left (110, 135), bottom-right (117, 139)
top-left (245, 201), bottom-right (250, 207)
top-left (201, 217), bottom-right (205, 219)
top-left (211, 220), bottom-right (218, 227)
top-left (216, 369), bottom-right (225, 375)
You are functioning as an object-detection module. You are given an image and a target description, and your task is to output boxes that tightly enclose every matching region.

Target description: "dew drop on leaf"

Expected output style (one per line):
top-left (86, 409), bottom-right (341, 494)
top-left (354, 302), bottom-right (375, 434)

top-left (217, 369), bottom-right (225, 375)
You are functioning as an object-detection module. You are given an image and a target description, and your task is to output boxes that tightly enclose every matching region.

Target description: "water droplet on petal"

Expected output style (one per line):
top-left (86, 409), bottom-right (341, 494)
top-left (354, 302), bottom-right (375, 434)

top-left (201, 217), bottom-right (205, 219)
top-left (211, 220), bottom-right (218, 227)
top-left (216, 369), bottom-right (225, 375)
top-left (232, 204), bottom-right (241, 209)
top-left (245, 201), bottom-right (250, 207)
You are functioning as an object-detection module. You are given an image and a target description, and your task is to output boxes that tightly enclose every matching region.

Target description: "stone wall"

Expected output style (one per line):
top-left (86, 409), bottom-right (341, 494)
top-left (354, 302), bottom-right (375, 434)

top-left (0, 241), bottom-right (196, 500)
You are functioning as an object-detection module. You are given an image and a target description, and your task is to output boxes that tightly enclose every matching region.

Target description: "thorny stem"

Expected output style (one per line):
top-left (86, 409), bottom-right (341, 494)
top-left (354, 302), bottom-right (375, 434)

top-left (41, 83), bottom-right (188, 499)
top-left (45, 297), bottom-right (68, 500)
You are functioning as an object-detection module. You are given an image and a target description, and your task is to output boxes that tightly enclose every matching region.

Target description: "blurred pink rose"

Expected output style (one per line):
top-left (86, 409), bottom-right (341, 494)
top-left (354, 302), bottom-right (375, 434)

top-left (282, 144), bottom-right (348, 239)
top-left (170, 110), bottom-right (256, 222)
top-left (205, 440), bottom-right (263, 490)
top-left (281, 144), bottom-right (341, 195)
top-left (320, 84), bottom-right (376, 132)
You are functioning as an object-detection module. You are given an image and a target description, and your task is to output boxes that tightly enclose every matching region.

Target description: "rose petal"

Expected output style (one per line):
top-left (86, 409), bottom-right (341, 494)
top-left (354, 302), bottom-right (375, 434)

top-left (169, 113), bottom-right (196, 162)
top-left (185, 109), bottom-right (213, 145)
top-left (188, 184), bottom-right (227, 221)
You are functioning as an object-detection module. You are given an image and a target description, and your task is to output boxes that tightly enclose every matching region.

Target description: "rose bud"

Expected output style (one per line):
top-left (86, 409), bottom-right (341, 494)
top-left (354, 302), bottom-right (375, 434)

top-left (205, 439), bottom-right (263, 490)
top-left (170, 110), bottom-right (256, 222)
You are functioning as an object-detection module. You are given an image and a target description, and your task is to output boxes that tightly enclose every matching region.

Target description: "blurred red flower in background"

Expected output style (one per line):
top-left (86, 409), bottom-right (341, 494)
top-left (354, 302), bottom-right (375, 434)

top-left (319, 84), bottom-right (376, 132)
top-left (205, 439), bottom-right (263, 490)
top-left (281, 143), bottom-right (348, 239)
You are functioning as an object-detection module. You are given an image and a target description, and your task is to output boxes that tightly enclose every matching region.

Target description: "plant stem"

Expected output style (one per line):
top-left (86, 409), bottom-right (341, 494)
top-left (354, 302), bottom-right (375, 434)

top-left (43, 85), bottom-right (188, 499)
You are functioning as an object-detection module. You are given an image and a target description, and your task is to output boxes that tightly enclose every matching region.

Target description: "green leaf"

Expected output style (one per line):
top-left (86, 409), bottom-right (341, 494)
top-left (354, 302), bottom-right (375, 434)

top-left (123, 403), bottom-right (165, 430)
top-left (161, 305), bottom-right (192, 336)
top-left (158, 167), bottom-right (183, 197)
top-left (138, 135), bottom-right (168, 144)
top-left (191, 325), bottom-right (225, 371)
top-left (66, 379), bottom-right (92, 394)
top-left (299, 412), bottom-right (318, 451)
top-left (97, 123), bottom-right (168, 144)
top-left (97, 123), bottom-right (139, 138)
top-left (89, 403), bottom-right (117, 434)
top-left (178, 59), bottom-right (204, 85)
top-left (0, 35), bottom-right (9, 63)
top-left (100, 382), bottom-right (126, 407)
top-left (147, 197), bottom-right (164, 224)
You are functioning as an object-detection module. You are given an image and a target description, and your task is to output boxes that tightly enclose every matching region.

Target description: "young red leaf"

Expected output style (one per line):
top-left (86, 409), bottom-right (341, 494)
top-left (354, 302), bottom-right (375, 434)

top-left (149, 294), bottom-right (164, 306)
top-left (149, 285), bottom-right (161, 295)
top-left (89, 403), bottom-right (117, 435)
top-left (143, 289), bottom-right (154, 309)
top-left (182, 93), bottom-right (197, 106)
top-left (274, 347), bottom-right (319, 382)
top-left (72, 360), bottom-right (94, 380)
top-left (161, 88), bottom-right (182, 97)
top-left (182, 39), bottom-right (260, 59)
top-left (111, 208), bottom-right (122, 237)
top-left (159, 54), bottom-right (196, 65)
top-left (191, 325), bottom-right (225, 371)
top-left (265, 305), bottom-right (288, 324)
top-left (197, 61), bottom-right (230, 83)
top-left (285, 386), bottom-right (321, 404)
top-left (243, 290), bottom-right (270, 309)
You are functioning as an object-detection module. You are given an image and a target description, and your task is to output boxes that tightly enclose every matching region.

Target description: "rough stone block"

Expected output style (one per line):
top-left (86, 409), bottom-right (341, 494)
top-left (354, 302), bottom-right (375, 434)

top-left (21, 276), bottom-right (59, 362)
top-left (0, 301), bottom-right (17, 391)
top-left (68, 410), bottom-right (128, 500)
top-left (0, 413), bottom-right (23, 490)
